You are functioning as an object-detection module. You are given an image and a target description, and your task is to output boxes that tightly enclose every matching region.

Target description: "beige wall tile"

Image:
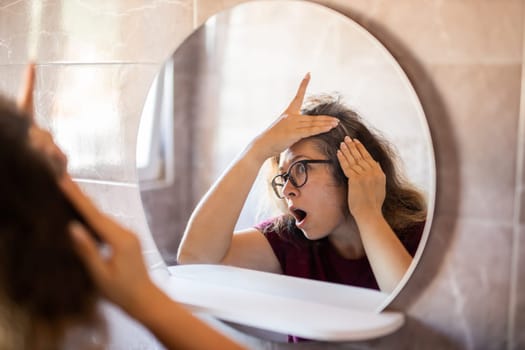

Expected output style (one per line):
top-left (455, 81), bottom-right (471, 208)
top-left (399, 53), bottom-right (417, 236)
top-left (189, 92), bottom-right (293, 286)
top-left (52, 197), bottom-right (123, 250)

top-left (195, 0), bottom-right (250, 27)
top-left (314, 0), bottom-right (523, 64)
top-left (421, 64), bottom-right (521, 221)
top-left (0, 0), bottom-right (193, 64)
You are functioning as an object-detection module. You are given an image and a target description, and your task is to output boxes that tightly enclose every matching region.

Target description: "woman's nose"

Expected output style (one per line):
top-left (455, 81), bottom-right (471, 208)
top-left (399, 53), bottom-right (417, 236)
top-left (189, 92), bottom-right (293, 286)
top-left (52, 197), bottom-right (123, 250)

top-left (282, 178), bottom-right (298, 198)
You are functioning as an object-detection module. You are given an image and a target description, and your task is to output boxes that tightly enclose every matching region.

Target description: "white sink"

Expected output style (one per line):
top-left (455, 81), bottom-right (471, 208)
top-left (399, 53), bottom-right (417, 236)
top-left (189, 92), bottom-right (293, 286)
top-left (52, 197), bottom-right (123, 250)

top-left (156, 264), bottom-right (404, 341)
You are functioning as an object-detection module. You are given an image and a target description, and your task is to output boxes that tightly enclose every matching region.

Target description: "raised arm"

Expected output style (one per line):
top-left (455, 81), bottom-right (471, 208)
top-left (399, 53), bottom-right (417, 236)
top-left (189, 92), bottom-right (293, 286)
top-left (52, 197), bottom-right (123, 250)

top-left (177, 73), bottom-right (340, 270)
top-left (337, 137), bottom-right (412, 293)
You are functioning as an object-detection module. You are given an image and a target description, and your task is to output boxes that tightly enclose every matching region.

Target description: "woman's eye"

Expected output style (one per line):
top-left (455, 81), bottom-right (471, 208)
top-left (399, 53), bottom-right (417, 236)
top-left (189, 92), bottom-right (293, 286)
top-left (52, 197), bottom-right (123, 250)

top-left (295, 164), bottom-right (306, 174)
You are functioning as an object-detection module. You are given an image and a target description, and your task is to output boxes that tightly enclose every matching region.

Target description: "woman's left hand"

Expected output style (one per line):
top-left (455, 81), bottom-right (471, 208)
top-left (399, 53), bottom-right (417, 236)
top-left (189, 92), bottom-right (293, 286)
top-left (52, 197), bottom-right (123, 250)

top-left (337, 136), bottom-right (413, 293)
top-left (337, 136), bottom-right (386, 220)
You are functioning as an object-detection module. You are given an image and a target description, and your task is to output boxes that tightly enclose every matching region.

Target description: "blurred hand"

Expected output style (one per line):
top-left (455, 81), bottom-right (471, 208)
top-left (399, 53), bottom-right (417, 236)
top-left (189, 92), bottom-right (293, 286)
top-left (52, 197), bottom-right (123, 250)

top-left (337, 136), bottom-right (386, 220)
top-left (251, 73), bottom-right (339, 161)
top-left (17, 63), bottom-right (68, 177)
top-left (61, 176), bottom-right (156, 315)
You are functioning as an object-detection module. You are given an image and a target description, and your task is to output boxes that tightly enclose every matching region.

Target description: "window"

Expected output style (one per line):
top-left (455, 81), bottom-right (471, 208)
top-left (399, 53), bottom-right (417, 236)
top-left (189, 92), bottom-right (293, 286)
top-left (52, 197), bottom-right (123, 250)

top-left (136, 60), bottom-right (174, 189)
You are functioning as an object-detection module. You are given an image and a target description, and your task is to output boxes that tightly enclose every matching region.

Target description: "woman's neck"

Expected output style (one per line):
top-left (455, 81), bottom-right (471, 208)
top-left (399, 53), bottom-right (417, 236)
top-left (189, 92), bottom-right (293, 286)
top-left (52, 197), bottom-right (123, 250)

top-left (328, 218), bottom-right (365, 259)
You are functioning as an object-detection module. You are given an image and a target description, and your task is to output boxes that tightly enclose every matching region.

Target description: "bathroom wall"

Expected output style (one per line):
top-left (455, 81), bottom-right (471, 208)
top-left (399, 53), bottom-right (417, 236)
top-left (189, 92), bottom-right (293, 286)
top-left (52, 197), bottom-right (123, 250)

top-left (0, 0), bottom-right (522, 349)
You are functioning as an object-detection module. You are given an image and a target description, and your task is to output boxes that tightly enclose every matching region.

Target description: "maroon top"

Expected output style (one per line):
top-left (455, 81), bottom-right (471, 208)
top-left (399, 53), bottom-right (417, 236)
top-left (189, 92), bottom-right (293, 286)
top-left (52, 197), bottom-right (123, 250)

top-left (256, 218), bottom-right (425, 291)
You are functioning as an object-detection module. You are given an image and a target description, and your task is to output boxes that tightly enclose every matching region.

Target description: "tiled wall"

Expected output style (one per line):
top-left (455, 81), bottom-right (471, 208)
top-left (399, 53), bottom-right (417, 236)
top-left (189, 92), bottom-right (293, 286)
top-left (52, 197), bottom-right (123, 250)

top-left (0, 0), bottom-right (523, 349)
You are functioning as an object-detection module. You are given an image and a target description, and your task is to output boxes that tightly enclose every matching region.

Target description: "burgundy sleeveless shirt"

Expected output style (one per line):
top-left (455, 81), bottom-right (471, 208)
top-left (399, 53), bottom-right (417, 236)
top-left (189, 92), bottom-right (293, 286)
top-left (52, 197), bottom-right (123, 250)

top-left (256, 218), bottom-right (425, 290)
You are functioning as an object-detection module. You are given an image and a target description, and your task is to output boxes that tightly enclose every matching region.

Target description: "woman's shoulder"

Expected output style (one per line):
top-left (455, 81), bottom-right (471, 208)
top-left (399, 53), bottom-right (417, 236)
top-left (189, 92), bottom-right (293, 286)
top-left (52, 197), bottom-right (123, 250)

top-left (254, 217), bottom-right (277, 233)
top-left (254, 216), bottom-right (304, 246)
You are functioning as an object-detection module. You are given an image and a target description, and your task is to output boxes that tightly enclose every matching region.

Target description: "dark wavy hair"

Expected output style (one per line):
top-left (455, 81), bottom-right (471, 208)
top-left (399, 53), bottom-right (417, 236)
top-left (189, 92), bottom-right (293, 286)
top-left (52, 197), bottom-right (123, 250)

top-left (0, 97), bottom-right (102, 349)
top-left (266, 95), bottom-right (427, 242)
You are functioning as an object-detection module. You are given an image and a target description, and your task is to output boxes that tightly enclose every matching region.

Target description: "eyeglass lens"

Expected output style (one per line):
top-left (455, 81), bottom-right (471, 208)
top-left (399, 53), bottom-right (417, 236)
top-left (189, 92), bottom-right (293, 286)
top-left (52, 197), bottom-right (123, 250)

top-left (273, 162), bottom-right (307, 198)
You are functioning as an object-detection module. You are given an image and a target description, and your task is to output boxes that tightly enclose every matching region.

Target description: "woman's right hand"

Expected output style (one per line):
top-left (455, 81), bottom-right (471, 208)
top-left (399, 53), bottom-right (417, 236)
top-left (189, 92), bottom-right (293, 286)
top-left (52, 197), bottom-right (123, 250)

top-left (250, 73), bottom-right (339, 161)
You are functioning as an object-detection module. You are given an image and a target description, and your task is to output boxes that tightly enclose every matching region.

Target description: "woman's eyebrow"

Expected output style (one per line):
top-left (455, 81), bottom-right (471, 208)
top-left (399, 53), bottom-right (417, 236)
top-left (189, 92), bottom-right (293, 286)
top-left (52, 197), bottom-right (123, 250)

top-left (278, 155), bottom-right (308, 171)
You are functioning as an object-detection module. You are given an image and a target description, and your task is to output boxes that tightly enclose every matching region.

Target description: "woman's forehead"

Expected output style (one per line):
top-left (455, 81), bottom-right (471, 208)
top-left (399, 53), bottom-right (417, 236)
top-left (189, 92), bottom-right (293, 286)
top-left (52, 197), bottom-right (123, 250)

top-left (279, 139), bottom-right (324, 169)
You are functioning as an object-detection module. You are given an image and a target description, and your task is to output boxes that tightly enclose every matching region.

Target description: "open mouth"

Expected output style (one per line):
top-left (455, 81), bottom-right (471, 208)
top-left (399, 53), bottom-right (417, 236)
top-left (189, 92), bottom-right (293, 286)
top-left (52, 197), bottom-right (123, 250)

top-left (291, 208), bottom-right (307, 224)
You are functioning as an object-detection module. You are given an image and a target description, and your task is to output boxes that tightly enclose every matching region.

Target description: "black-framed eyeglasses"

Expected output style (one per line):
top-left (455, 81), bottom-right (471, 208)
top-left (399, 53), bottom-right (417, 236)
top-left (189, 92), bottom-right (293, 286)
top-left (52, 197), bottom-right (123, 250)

top-left (271, 159), bottom-right (332, 199)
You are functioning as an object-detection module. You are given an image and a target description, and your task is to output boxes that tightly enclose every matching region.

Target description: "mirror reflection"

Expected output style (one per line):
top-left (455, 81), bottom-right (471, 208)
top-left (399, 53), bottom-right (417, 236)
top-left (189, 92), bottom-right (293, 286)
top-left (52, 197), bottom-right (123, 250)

top-left (138, 1), bottom-right (435, 310)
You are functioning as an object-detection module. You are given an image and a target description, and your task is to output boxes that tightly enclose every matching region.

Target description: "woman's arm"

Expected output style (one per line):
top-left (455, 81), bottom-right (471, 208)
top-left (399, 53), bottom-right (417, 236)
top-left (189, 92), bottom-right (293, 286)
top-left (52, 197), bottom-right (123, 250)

top-left (177, 144), bottom-right (271, 265)
top-left (65, 191), bottom-right (246, 350)
top-left (337, 137), bottom-right (412, 293)
top-left (177, 73), bottom-right (340, 269)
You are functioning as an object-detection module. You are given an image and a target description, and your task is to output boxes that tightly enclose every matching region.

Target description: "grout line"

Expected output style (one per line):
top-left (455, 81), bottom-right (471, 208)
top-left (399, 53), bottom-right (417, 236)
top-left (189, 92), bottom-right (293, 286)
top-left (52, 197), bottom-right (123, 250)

top-left (73, 178), bottom-right (138, 188)
top-left (428, 214), bottom-right (515, 227)
top-left (193, 0), bottom-right (198, 29)
top-left (0, 62), bottom-right (161, 67)
top-left (507, 6), bottom-right (525, 350)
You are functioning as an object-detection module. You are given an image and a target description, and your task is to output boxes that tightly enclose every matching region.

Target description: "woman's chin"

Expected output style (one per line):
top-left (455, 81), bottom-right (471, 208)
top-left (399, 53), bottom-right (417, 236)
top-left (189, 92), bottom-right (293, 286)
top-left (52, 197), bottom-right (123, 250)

top-left (300, 228), bottom-right (329, 241)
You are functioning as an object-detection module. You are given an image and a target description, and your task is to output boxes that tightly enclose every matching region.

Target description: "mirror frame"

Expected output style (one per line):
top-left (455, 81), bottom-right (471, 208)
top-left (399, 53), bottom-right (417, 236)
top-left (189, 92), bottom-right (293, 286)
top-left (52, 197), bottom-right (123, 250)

top-left (137, 0), bottom-right (436, 314)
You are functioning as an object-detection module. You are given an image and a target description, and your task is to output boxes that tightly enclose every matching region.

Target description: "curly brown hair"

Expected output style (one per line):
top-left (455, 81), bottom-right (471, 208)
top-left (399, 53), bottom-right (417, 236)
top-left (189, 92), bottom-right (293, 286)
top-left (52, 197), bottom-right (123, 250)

top-left (0, 97), bottom-right (103, 349)
top-left (266, 95), bottom-right (427, 242)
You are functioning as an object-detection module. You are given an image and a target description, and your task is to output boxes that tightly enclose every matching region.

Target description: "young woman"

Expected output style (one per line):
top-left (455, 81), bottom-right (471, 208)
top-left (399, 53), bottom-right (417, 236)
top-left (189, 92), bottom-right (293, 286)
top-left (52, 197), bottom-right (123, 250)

top-left (0, 64), bottom-right (245, 350)
top-left (178, 73), bottom-right (426, 293)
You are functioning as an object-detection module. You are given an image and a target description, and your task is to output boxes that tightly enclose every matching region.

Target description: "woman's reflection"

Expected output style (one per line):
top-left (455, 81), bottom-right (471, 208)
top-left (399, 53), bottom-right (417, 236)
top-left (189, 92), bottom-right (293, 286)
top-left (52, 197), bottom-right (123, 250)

top-left (178, 74), bottom-right (426, 293)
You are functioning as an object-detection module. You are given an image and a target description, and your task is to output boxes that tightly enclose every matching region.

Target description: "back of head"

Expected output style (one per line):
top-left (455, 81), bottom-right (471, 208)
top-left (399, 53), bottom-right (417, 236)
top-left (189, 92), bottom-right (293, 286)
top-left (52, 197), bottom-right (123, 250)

top-left (0, 96), bottom-right (101, 349)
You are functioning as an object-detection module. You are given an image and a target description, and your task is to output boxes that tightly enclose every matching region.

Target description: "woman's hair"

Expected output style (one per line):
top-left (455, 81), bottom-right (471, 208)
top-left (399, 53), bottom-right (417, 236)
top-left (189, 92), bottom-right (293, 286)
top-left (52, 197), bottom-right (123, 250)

top-left (0, 97), bottom-right (102, 349)
top-left (265, 94), bottom-right (427, 241)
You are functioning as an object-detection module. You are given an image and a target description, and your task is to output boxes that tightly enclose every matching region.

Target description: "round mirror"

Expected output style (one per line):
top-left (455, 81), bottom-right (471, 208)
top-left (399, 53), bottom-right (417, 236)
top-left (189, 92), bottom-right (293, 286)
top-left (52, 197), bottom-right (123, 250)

top-left (137, 0), bottom-right (435, 315)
